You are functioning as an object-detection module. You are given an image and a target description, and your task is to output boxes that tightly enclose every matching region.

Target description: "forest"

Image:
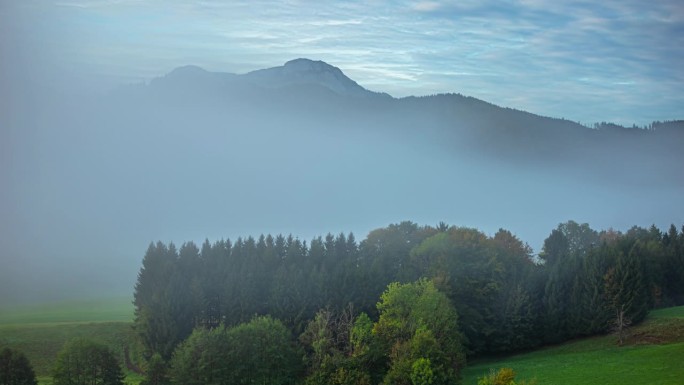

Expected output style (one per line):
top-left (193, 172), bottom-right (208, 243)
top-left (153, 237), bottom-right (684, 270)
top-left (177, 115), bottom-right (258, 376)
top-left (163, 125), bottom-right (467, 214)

top-left (127, 220), bottom-right (684, 385)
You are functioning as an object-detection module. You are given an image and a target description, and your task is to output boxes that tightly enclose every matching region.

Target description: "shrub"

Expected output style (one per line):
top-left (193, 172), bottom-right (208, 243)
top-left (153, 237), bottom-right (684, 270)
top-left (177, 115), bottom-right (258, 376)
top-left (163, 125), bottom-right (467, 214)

top-left (477, 367), bottom-right (536, 385)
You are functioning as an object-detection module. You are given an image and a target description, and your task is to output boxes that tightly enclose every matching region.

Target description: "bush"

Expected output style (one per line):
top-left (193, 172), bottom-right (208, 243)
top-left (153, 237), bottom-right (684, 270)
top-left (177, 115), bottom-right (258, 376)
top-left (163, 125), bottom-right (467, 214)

top-left (477, 367), bottom-right (536, 385)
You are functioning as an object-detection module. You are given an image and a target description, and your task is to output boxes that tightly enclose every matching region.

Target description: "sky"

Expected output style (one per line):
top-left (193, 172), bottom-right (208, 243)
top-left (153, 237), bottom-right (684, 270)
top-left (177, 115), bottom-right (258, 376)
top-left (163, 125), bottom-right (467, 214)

top-left (2, 0), bottom-right (683, 126)
top-left (1, 1), bottom-right (683, 305)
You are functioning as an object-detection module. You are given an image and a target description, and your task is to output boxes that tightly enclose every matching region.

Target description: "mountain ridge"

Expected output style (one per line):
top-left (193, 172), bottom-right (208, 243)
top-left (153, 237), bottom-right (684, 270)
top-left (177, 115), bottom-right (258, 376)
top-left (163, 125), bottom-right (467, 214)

top-left (152, 58), bottom-right (390, 100)
top-left (133, 59), bottom-right (684, 176)
top-left (127, 59), bottom-right (684, 191)
top-left (244, 58), bottom-right (384, 98)
top-left (148, 59), bottom-right (682, 133)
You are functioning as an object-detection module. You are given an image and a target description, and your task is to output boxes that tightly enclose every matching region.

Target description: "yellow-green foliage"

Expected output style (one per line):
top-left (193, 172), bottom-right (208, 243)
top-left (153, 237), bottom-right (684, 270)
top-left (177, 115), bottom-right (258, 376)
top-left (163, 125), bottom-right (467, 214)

top-left (374, 279), bottom-right (465, 385)
top-left (477, 367), bottom-right (536, 385)
top-left (410, 357), bottom-right (434, 385)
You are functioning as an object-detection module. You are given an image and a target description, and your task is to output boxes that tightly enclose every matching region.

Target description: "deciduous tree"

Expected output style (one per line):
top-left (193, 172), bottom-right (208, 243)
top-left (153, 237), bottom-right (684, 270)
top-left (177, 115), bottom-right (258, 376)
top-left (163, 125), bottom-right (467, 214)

top-left (0, 348), bottom-right (37, 385)
top-left (374, 279), bottom-right (465, 385)
top-left (52, 339), bottom-right (124, 385)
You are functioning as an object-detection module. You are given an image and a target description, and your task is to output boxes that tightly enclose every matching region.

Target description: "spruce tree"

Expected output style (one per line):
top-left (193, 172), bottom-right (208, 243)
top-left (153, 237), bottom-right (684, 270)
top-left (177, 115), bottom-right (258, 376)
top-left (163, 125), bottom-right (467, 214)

top-left (604, 246), bottom-right (648, 345)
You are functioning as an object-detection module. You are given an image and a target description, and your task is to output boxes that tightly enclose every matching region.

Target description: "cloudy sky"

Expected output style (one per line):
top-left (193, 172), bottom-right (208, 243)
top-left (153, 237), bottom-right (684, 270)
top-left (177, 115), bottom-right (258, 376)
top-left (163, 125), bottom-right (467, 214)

top-left (2, 0), bottom-right (682, 126)
top-left (2, 1), bottom-right (683, 305)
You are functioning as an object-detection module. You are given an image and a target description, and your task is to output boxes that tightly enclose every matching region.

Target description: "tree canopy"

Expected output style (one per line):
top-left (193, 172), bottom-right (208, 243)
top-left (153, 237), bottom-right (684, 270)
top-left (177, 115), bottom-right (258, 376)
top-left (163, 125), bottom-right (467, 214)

top-left (169, 316), bottom-right (302, 385)
top-left (374, 279), bottom-right (465, 385)
top-left (131, 220), bottom-right (684, 383)
top-left (52, 339), bottom-right (124, 385)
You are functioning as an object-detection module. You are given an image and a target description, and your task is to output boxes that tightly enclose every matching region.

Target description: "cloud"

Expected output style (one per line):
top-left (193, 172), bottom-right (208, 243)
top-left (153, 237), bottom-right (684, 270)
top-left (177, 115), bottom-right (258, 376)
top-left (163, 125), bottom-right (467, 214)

top-left (412, 1), bottom-right (443, 12)
top-left (308, 19), bottom-right (363, 26)
top-left (54, 0), bottom-right (142, 8)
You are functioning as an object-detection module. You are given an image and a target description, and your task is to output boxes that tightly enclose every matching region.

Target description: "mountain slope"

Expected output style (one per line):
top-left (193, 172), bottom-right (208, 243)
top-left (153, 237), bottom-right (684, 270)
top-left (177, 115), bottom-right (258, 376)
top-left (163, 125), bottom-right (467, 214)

top-left (147, 58), bottom-right (389, 100)
top-left (121, 58), bottom-right (684, 188)
top-left (244, 58), bottom-right (389, 98)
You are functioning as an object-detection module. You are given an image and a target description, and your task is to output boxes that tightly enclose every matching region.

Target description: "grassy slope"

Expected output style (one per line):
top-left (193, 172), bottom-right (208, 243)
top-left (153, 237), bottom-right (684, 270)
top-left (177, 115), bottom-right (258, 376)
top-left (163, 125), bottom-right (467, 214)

top-left (461, 306), bottom-right (684, 385)
top-left (0, 297), bottom-right (140, 384)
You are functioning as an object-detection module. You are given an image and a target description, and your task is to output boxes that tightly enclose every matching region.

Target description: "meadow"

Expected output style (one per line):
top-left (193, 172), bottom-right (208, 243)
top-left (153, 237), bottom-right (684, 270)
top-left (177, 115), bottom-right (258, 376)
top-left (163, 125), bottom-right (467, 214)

top-left (461, 306), bottom-right (684, 385)
top-left (0, 297), bottom-right (141, 384)
top-left (0, 297), bottom-right (134, 324)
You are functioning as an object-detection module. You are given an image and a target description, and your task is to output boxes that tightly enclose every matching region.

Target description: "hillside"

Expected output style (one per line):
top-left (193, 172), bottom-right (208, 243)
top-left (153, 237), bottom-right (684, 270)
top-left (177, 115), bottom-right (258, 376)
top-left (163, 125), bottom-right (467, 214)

top-left (132, 59), bottom-right (684, 187)
top-left (461, 306), bottom-right (684, 385)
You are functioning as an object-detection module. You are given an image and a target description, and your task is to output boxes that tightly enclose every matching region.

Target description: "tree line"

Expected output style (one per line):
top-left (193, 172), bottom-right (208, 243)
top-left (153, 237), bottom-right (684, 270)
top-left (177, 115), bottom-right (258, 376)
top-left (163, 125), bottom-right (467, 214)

top-left (130, 220), bottom-right (684, 384)
top-left (144, 278), bottom-right (464, 385)
top-left (3, 220), bottom-right (682, 385)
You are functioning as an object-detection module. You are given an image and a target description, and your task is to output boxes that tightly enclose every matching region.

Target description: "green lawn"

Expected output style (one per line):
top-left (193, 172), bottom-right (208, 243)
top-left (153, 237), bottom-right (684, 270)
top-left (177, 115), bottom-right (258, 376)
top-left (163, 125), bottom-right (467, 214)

top-left (648, 305), bottom-right (684, 319)
top-left (462, 306), bottom-right (684, 385)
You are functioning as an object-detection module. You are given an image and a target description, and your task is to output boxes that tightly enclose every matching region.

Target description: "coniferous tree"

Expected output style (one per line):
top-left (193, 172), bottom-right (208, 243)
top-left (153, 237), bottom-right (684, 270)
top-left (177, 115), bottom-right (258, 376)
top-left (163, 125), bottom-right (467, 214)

top-left (662, 225), bottom-right (684, 305)
top-left (134, 242), bottom-right (180, 359)
top-left (580, 245), bottom-right (613, 334)
top-left (542, 255), bottom-right (582, 343)
top-left (604, 247), bottom-right (649, 345)
top-left (131, 220), bottom-right (683, 367)
top-left (170, 242), bottom-right (203, 342)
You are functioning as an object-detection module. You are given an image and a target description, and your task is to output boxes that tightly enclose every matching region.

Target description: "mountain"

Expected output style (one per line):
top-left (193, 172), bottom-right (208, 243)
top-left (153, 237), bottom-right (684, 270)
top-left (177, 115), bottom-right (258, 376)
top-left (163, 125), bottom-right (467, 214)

top-left (142, 59), bottom-right (683, 184)
top-left (148, 58), bottom-right (389, 100)
top-left (3, 58), bottom-right (683, 305)
top-left (244, 58), bottom-right (389, 98)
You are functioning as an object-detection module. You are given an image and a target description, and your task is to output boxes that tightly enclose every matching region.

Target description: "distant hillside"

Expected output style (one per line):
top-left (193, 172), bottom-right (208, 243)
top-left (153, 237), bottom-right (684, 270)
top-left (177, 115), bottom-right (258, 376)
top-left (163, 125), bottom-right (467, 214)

top-left (116, 59), bottom-right (684, 189)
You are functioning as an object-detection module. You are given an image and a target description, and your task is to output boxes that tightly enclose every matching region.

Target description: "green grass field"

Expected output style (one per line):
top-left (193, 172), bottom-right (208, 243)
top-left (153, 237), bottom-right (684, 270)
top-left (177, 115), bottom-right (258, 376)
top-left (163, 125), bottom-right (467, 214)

top-left (0, 297), bottom-right (134, 325)
top-left (0, 297), bottom-right (141, 385)
top-left (461, 306), bottom-right (684, 385)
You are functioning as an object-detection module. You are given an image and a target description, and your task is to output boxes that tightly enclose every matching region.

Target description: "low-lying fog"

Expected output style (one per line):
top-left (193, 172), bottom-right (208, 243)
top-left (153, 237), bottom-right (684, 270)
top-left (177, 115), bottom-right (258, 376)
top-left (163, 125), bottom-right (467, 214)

top-left (2, 59), bottom-right (682, 306)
